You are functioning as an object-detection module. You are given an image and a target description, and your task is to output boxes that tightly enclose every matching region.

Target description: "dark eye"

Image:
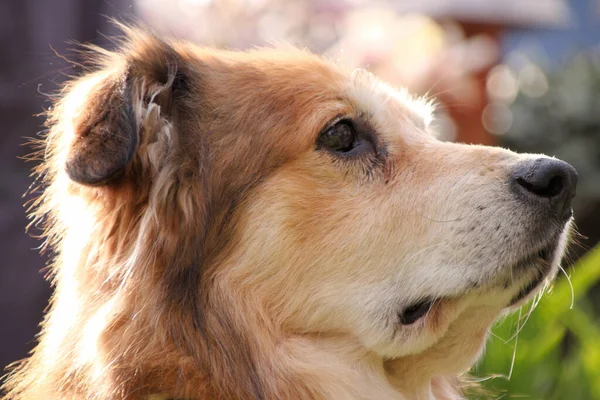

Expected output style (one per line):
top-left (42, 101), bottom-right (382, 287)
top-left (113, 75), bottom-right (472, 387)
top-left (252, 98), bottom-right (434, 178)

top-left (318, 121), bottom-right (357, 153)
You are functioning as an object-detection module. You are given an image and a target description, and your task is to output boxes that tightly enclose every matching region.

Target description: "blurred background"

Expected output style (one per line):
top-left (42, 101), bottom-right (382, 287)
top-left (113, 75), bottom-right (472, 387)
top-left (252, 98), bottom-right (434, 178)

top-left (1, 0), bottom-right (599, 398)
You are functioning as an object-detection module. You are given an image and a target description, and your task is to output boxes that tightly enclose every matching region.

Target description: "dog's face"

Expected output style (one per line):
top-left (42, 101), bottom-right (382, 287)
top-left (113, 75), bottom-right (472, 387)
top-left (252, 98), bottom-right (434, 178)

top-left (225, 67), bottom-right (576, 369)
top-left (41, 30), bottom-right (576, 395)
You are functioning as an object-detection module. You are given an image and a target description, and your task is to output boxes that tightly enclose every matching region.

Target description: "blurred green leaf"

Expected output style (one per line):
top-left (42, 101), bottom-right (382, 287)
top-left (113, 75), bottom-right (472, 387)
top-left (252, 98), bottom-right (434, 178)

top-left (472, 246), bottom-right (600, 400)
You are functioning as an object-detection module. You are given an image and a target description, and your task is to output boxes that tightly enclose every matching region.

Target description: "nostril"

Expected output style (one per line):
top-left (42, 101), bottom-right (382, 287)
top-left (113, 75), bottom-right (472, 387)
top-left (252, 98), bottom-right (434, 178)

top-left (546, 175), bottom-right (566, 197)
top-left (511, 157), bottom-right (578, 221)
top-left (516, 175), bottom-right (565, 198)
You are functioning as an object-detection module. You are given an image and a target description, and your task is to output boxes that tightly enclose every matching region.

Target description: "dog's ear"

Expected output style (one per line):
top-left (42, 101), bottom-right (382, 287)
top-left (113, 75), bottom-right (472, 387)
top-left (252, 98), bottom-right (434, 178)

top-left (64, 72), bottom-right (137, 185)
top-left (64, 38), bottom-right (183, 186)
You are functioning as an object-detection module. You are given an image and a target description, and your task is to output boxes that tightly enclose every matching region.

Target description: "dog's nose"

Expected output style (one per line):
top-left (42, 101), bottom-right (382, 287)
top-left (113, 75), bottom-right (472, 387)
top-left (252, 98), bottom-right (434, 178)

top-left (511, 157), bottom-right (578, 221)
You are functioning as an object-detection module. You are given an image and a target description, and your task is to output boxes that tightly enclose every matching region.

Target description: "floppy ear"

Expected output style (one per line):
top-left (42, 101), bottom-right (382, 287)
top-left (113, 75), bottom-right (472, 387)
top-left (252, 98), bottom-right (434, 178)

top-left (64, 72), bottom-right (138, 185)
top-left (63, 37), bottom-right (183, 186)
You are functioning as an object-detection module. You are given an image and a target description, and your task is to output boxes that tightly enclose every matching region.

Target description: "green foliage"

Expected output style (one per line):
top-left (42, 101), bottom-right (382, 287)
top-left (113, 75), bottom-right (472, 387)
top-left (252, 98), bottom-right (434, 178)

top-left (472, 246), bottom-right (600, 399)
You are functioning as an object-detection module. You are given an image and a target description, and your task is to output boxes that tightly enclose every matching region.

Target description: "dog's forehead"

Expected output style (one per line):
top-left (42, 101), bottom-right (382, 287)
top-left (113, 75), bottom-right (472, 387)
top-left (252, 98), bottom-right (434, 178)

top-left (347, 68), bottom-right (433, 130)
top-left (187, 46), bottom-right (432, 138)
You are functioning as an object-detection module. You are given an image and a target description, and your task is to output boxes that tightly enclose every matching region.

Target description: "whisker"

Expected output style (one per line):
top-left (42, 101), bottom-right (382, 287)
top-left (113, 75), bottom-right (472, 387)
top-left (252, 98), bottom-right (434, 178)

top-left (506, 297), bottom-right (536, 343)
top-left (558, 263), bottom-right (575, 310)
top-left (422, 75), bottom-right (450, 100)
top-left (507, 307), bottom-right (522, 380)
top-left (413, 209), bottom-right (464, 223)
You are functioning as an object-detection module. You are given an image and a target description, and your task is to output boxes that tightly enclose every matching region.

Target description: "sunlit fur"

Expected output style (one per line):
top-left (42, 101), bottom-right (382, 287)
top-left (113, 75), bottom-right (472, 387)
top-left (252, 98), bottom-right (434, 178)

top-left (2, 26), bottom-right (572, 400)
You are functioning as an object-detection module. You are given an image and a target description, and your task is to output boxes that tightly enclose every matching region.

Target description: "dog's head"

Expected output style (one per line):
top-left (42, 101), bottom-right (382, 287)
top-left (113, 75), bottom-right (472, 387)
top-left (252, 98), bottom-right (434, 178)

top-left (24, 28), bottom-right (577, 398)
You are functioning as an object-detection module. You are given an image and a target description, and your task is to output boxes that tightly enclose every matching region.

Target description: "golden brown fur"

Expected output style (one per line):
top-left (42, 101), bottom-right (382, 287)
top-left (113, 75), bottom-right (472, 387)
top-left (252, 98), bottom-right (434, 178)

top-left (2, 26), bottom-right (574, 400)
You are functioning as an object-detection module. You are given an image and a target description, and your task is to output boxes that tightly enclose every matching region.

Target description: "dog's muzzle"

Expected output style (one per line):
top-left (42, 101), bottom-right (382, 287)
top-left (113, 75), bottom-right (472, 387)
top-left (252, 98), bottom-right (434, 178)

top-left (505, 157), bottom-right (578, 305)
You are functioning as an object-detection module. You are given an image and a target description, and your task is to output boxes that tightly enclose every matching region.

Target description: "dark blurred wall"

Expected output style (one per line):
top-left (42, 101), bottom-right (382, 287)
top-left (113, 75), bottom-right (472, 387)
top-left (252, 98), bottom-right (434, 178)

top-left (0, 0), bottom-right (133, 379)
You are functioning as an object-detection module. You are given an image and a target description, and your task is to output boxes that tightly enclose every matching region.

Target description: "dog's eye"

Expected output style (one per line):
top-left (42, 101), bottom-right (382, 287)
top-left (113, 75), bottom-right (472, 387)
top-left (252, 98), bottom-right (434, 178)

top-left (399, 300), bottom-right (433, 325)
top-left (318, 121), bottom-right (357, 153)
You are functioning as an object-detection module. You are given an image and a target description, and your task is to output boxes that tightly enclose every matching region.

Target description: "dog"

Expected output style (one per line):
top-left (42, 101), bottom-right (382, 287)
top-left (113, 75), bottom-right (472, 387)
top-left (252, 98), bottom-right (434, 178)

top-left (2, 26), bottom-right (577, 400)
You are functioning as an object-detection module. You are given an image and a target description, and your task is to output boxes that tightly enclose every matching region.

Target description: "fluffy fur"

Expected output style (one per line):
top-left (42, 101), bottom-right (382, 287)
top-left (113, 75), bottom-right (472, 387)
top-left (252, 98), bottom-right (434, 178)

top-left (2, 26), bottom-right (574, 400)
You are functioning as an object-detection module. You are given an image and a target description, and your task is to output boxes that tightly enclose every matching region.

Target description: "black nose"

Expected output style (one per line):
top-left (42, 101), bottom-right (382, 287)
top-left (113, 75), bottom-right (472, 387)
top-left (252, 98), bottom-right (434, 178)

top-left (511, 157), bottom-right (578, 221)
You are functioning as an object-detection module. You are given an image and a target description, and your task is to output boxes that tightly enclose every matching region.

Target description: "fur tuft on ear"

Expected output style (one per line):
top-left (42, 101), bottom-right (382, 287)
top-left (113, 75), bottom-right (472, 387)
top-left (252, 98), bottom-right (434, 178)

top-left (63, 29), bottom-right (184, 186)
top-left (65, 72), bottom-right (137, 185)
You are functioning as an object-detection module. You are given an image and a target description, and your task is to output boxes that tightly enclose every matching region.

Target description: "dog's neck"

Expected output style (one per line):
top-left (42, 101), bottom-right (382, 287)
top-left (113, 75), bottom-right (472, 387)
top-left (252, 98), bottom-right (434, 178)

top-left (8, 252), bottom-right (468, 400)
top-left (6, 209), bottom-right (476, 399)
top-left (145, 333), bottom-right (463, 400)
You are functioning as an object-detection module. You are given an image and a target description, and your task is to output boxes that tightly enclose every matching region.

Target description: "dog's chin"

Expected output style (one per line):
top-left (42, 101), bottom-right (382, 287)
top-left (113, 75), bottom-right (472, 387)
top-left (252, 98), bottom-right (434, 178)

top-left (506, 250), bottom-right (554, 307)
top-left (495, 215), bottom-right (574, 309)
top-left (504, 235), bottom-right (567, 308)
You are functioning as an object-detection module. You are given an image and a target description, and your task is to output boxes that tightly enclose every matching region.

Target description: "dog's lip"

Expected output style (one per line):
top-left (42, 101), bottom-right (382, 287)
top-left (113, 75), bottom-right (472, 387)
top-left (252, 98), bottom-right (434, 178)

top-left (398, 298), bottom-right (435, 325)
top-left (508, 271), bottom-right (546, 306)
top-left (506, 243), bottom-right (556, 306)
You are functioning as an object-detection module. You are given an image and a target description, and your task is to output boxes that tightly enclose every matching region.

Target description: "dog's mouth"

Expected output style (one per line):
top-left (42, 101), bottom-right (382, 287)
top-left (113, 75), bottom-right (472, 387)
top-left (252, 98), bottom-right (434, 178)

top-left (397, 245), bottom-right (556, 324)
top-left (397, 235), bottom-right (565, 325)
top-left (507, 242), bottom-right (557, 306)
top-left (398, 299), bottom-right (434, 325)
